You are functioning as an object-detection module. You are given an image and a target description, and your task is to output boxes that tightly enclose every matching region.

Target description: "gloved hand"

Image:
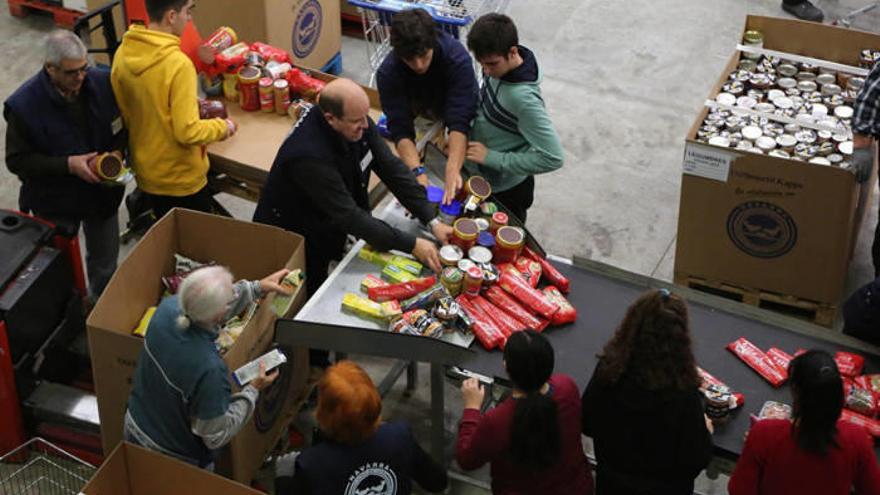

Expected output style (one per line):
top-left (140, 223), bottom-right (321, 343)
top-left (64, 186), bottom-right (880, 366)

top-left (852, 146), bottom-right (874, 183)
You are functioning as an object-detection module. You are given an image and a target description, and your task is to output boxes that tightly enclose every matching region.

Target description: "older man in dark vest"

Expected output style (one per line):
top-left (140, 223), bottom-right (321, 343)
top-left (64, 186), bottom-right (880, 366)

top-left (4, 30), bottom-right (126, 299)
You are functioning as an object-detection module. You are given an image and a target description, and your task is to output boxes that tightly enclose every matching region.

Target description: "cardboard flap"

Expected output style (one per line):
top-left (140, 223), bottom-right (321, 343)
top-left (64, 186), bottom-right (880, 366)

top-left (745, 15), bottom-right (880, 65)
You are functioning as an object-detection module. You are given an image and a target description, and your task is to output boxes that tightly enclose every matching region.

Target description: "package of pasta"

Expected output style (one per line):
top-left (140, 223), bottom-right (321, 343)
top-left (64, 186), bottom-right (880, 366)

top-left (341, 292), bottom-right (387, 322)
top-left (697, 366), bottom-right (745, 409)
top-left (726, 338), bottom-right (787, 387)
top-left (470, 295), bottom-right (525, 337)
top-left (523, 246), bottom-right (571, 293)
top-left (382, 263), bottom-right (417, 284)
top-left (766, 347), bottom-right (794, 373)
top-left (840, 409), bottom-right (880, 437)
top-left (484, 286), bottom-right (549, 332)
top-left (368, 276), bottom-right (436, 302)
top-left (835, 351), bottom-right (865, 378)
top-left (844, 379), bottom-right (879, 417)
top-left (514, 256), bottom-right (542, 288)
top-left (456, 296), bottom-right (505, 350)
top-left (499, 271), bottom-right (559, 320)
top-left (855, 375), bottom-right (880, 394)
top-left (361, 274), bottom-right (388, 293)
top-left (542, 286), bottom-right (577, 325)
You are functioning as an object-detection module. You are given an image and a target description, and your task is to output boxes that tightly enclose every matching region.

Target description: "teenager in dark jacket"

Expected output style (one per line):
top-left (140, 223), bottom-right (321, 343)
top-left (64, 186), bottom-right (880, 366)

top-left (5, 30), bottom-right (126, 299)
top-left (284, 361), bottom-right (448, 494)
top-left (582, 289), bottom-right (713, 495)
top-left (376, 8), bottom-right (478, 203)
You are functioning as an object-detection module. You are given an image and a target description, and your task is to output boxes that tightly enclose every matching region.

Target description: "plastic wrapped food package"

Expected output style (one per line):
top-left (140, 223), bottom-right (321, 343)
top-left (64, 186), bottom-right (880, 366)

top-left (726, 337), bottom-right (787, 387)
top-left (498, 271), bottom-right (560, 320)
top-left (541, 286), bottom-right (577, 325)
top-left (367, 276), bottom-right (436, 302)
top-left (484, 286), bottom-right (549, 332)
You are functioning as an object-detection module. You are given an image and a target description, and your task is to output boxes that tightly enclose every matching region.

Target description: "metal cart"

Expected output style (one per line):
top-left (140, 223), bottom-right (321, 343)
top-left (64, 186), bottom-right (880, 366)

top-left (0, 438), bottom-right (96, 495)
top-left (348, 0), bottom-right (511, 86)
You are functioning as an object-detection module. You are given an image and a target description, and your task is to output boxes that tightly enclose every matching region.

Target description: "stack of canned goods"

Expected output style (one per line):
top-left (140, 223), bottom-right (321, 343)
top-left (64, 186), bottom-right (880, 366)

top-left (695, 48), bottom-right (880, 169)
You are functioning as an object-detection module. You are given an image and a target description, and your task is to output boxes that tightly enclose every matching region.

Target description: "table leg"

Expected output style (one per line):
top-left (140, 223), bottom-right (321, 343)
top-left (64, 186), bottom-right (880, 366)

top-left (431, 362), bottom-right (445, 464)
top-left (405, 361), bottom-right (418, 397)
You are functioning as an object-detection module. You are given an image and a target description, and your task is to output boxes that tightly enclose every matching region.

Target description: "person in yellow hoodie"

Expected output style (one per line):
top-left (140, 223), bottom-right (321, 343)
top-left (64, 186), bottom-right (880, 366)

top-left (111, 0), bottom-right (236, 219)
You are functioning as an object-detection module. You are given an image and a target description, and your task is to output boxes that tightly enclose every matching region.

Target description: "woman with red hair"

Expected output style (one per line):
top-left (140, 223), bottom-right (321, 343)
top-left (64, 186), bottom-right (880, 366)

top-left (285, 361), bottom-right (448, 494)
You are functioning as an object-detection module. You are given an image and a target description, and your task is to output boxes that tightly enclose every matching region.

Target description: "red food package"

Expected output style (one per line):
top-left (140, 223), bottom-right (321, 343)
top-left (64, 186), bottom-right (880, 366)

top-left (766, 347), bottom-right (794, 373)
top-left (855, 375), bottom-right (880, 394)
top-left (840, 409), bottom-right (880, 437)
top-left (697, 366), bottom-right (744, 409)
top-left (542, 286), bottom-right (577, 325)
top-left (484, 286), bottom-right (549, 332)
top-left (250, 41), bottom-right (291, 64)
top-left (457, 295), bottom-right (505, 350)
top-left (367, 276), bottom-right (436, 302)
top-left (286, 68), bottom-right (326, 102)
top-left (499, 271), bottom-right (559, 320)
top-left (726, 338), bottom-right (788, 387)
top-left (514, 256), bottom-right (542, 288)
top-left (835, 351), bottom-right (865, 378)
top-left (471, 295), bottom-right (526, 337)
top-left (844, 378), bottom-right (879, 417)
top-left (214, 41), bottom-right (249, 74)
top-left (523, 246), bottom-right (571, 293)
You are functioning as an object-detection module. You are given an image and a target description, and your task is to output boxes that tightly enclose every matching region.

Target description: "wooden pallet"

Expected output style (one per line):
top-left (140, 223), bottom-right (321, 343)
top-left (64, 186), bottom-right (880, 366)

top-left (8, 0), bottom-right (81, 28)
top-left (676, 275), bottom-right (836, 328)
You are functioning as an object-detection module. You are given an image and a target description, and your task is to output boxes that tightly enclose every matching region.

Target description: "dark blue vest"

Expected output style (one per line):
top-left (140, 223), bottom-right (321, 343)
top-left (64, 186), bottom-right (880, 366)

top-left (4, 68), bottom-right (124, 219)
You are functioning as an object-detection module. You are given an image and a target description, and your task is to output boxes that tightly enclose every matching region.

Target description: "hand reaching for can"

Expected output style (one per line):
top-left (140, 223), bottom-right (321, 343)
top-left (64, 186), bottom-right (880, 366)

top-left (461, 377), bottom-right (485, 410)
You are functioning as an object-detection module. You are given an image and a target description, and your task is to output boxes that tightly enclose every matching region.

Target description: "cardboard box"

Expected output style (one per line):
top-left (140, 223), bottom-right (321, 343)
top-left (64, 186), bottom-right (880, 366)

top-left (82, 442), bottom-right (262, 494)
top-left (63, 0), bottom-right (88, 13)
top-left (86, 209), bottom-right (309, 483)
top-left (192, 0), bottom-right (342, 70)
top-left (675, 16), bottom-right (880, 308)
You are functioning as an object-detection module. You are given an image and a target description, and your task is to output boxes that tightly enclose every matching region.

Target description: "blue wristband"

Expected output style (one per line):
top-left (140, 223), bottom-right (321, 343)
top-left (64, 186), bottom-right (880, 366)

top-left (412, 166), bottom-right (426, 176)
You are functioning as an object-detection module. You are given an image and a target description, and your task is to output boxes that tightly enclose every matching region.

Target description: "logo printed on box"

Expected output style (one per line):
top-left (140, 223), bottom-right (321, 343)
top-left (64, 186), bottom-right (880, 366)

top-left (292, 0), bottom-right (323, 58)
top-left (726, 201), bottom-right (797, 258)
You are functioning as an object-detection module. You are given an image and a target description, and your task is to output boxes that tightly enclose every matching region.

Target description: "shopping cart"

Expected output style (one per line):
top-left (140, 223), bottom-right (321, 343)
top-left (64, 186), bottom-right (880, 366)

top-left (0, 438), bottom-right (97, 495)
top-left (347, 0), bottom-right (511, 86)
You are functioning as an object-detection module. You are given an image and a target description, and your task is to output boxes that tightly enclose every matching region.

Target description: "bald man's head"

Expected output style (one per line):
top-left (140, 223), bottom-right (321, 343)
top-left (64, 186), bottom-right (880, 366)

top-left (319, 78), bottom-right (371, 142)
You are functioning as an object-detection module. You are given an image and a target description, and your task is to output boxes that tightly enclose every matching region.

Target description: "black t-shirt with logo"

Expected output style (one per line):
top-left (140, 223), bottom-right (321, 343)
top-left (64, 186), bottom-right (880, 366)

top-left (288, 421), bottom-right (447, 495)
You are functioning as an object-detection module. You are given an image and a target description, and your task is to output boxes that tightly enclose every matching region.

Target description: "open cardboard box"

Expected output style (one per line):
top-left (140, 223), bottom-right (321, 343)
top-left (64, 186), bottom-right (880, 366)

top-left (86, 208), bottom-right (309, 483)
top-left (81, 442), bottom-right (262, 494)
top-left (674, 16), bottom-right (880, 313)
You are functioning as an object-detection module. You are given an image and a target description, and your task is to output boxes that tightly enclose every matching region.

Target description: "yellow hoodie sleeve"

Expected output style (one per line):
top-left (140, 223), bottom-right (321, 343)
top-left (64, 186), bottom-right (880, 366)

top-left (169, 60), bottom-right (227, 146)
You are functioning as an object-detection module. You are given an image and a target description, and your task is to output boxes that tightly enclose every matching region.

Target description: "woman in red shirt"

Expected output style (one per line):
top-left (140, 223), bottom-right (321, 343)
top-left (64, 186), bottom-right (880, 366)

top-left (729, 349), bottom-right (880, 495)
top-left (455, 330), bottom-right (594, 494)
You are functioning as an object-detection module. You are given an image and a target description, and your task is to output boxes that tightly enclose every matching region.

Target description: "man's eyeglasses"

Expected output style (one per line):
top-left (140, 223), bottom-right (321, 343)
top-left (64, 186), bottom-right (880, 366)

top-left (58, 64), bottom-right (90, 77)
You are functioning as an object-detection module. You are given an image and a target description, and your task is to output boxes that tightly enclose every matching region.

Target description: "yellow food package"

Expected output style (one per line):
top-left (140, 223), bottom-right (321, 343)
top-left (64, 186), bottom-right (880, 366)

top-left (132, 306), bottom-right (157, 337)
top-left (382, 264), bottom-right (416, 284)
top-left (342, 292), bottom-right (386, 321)
top-left (389, 255), bottom-right (423, 276)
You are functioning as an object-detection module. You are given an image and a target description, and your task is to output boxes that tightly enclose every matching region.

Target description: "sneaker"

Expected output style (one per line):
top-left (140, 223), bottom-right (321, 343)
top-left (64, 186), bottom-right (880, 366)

top-left (782, 1), bottom-right (825, 22)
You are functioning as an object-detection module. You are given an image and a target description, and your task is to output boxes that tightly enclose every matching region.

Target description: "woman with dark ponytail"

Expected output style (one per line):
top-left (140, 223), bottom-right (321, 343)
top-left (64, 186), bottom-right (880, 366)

top-left (729, 350), bottom-right (880, 495)
top-left (456, 330), bottom-right (593, 494)
top-left (581, 289), bottom-right (712, 494)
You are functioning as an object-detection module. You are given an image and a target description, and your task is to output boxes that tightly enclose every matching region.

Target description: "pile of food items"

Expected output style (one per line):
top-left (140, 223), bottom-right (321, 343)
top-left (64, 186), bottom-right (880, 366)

top-left (341, 175), bottom-right (577, 352)
top-left (195, 26), bottom-right (325, 122)
top-left (724, 336), bottom-right (880, 437)
top-left (696, 38), bottom-right (880, 168)
top-left (131, 253), bottom-right (304, 355)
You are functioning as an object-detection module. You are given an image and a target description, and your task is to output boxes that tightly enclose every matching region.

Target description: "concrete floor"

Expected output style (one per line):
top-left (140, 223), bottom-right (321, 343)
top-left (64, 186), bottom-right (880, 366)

top-left (1, 1), bottom-right (880, 494)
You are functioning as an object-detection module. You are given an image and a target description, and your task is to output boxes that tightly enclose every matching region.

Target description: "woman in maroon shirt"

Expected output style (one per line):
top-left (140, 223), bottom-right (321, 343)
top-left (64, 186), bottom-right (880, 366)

top-left (455, 330), bottom-right (594, 494)
top-left (729, 349), bottom-right (880, 495)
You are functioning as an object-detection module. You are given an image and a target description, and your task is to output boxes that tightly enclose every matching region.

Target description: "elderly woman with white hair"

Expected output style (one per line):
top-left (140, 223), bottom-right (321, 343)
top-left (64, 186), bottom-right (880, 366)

top-left (124, 266), bottom-right (291, 469)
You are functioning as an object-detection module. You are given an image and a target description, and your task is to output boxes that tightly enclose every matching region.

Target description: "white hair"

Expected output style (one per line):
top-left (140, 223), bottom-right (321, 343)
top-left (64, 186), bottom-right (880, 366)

top-left (45, 30), bottom-right (87, 67)
top-left (176, 266), bottom-right (234, 329)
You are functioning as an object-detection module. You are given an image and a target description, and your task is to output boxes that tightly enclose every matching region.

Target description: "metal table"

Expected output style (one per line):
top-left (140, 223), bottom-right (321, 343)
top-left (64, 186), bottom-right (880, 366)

top-left (276, 202), bottom-right (880, 467)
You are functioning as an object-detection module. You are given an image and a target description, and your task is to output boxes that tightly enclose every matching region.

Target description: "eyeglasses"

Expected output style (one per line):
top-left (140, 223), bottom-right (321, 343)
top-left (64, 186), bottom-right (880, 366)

top-left (58, 64), bottom-right (89, 77)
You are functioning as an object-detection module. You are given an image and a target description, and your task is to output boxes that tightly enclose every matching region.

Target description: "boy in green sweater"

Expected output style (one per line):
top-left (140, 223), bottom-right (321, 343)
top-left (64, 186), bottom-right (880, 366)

top-left (464, 14), bottom-right (564, 223)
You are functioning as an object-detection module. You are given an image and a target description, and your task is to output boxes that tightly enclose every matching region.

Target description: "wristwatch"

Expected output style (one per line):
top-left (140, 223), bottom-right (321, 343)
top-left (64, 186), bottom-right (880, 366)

top-left (428, 217), bottom-right (442, 229)
top-left (412, 165), bottom-right (426, 177)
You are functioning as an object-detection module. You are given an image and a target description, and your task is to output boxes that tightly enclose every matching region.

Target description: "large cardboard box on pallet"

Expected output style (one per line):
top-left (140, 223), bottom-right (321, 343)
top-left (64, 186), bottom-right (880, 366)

top-left (675, 16), bottom-right (880, 324)
top-left (82, 442), bottom-right (262, 495)
top-left (192, 0), bottom-right (342, 70)
top-left (86, 209), bottom-right (309, 483)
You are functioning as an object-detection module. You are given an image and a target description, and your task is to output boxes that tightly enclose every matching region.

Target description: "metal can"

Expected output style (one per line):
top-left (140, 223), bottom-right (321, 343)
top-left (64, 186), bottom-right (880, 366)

top-left (776, 134), bottom-right (797, 152)
top-left (474, 218), bottom-right (490, 232)
top-left (274, 79), bottom-right (290, 115)
top-left (440, 267), bottom-right (463, 297)
top-left (463, 266), bottom-right (484, 296)
top-left (91, 152), bottom-right (125, 181)
top-left (816, 73), bottom-right (836, 86)
top-left (704, 384), bottom-right (732, 424)
top-left (457, 259), bottom-right (477, 273)
top-left (490, 211), bottom-right (508, 234)
top-left (777, 63), bottom-right (798, 77)
top-left (480, 262), bottom-right (499, 287)
top-left (468, 246), bottom-right (493, 265)
top-left (237, 66), bottom-right (262, 111)
top-left (198, 26), bottom-right (237, 65)
top-left (459, 176), bottom-right (492, 213)
top-left (493, 226), bottom-right (525, 264)
top-left (222, 73), bottom-right (239, 102)
top-left (834, 105), bottom-right (854, 120)
top-left (440, 244), bottom-right (464, 267)
top-left (258, 77), bottom-right (274, 113)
